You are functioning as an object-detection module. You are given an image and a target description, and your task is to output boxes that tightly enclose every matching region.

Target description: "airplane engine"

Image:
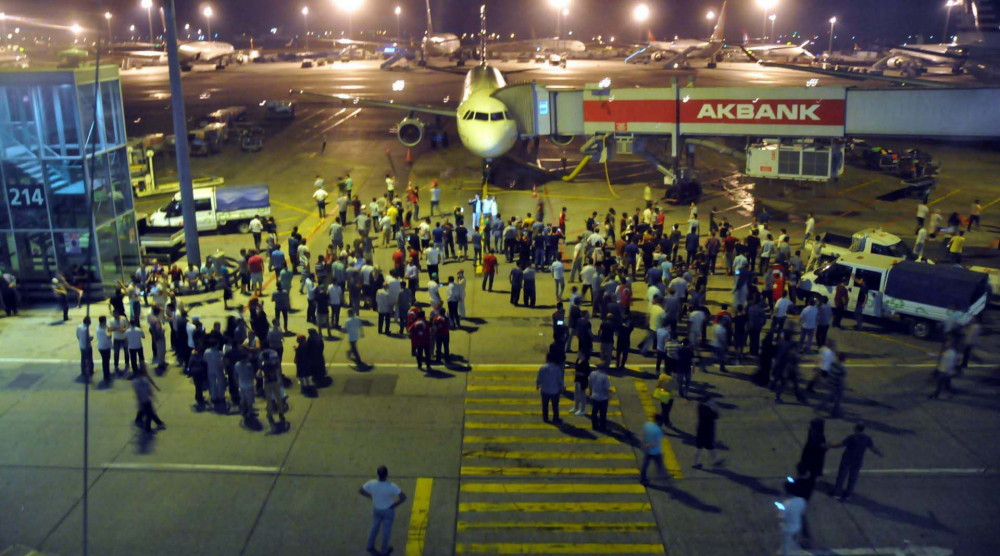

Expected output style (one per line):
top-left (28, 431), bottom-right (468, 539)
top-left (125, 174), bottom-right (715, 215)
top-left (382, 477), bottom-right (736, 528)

top-left (885, 56), bottom-right (907, 69)
top-left (549, 135), bottom-right (574, 147)
top-left (651, 52), bottom-right (663, 62)
top-left (397, 118), bottom-right (425, 147)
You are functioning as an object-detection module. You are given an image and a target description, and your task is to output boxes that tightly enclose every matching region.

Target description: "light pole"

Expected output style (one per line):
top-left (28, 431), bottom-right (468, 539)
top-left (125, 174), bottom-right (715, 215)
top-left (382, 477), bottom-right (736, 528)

top-left (769, 13), bottom-right (776, 40)
top-left (706, 10), bottom-right (715, 38)
top-left (394, 6), bottom-right (401, 39)
top-left (302, 6), bottom-right (309, 49)
top-left (335, 0), bottom-right (363, 39)
top-left (105, 12), bottom-right (113, 42)
top-left (633, 3), bottom-right (649, 44)
top-left (943, 0), bottom-right (961, 43)
top-left (203, 6), bottom-right (213, 40)
top-left (141, 0), bottom-right (154, 43)
top-left (562, 8), bottom-right (569, 39)
top-left (828, 16), bottom-right (836, 58)
top-left (756, 0), bottom-right (777, 39)
top-left (549, 0), bottom-right (569, 39)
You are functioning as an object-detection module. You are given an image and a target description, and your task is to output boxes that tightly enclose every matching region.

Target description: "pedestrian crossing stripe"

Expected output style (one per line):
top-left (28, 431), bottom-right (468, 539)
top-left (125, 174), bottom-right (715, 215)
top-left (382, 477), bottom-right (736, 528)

top-left (469, 375), bottom-right (575, 382)
top-left (462, 450), bottom-right (635, 460)
top-left (456, 521), bottom-right (658, 532)
top-left (634, 379), bottom-right (684, 479)
top-left (463, 422), bottom-right (622, 430)
top-left (463, 436), bottom-right (622, 444)
top-left (458, 502), bottom-right (651, 512)
top-left (465, 398), bottom-right (620, 406)
top-left (465, 409), bottom-right (623, 416)
top-left (468, 385), bottom-right (567, 392)
top-left (460, 483), bottom-right (647, 494)
top-left (461, 466), bottom-right (640, 477)
top-left (456, 543), bottom-right (664, 554)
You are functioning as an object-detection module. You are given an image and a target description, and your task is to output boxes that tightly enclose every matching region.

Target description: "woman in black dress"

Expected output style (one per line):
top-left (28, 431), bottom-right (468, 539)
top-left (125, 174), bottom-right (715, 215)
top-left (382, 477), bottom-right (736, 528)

top-left (795, 418), bottom-right (828, 546)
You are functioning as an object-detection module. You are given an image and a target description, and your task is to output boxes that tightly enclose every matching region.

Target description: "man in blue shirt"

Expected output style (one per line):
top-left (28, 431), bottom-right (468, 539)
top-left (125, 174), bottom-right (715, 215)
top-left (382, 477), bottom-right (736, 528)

top-left (536, 354), bottom-right (564, 423)
top-left (640, 417), bottom-right (667, 483)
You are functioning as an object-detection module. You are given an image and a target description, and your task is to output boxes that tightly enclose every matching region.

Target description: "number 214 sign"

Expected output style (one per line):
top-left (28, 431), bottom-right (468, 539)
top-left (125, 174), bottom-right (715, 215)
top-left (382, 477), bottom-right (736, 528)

top-left (7, 185), bottom-right (45, 208)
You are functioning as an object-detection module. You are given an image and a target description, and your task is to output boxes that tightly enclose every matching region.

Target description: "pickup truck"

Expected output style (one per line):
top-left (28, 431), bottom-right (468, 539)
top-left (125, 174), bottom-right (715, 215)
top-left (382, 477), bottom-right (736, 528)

top-left (806, 228), bottom-right (914, 265)
top-left (146, 184), bottom-right (271, 233)
top-left (137, 213), bottom-right (185, 262)
top-left (797, 252), bottom-right (988, 339)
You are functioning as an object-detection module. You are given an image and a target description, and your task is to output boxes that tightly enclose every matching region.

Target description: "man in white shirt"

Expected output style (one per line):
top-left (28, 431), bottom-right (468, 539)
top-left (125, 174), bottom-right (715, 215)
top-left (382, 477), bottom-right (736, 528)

top-left (424, 244), bottom-right (441, 281)
top-left (760, 235), bottom-right (775, 269)
top-left (110, 312), bottom-right (130, 374)
top-left (798, 298), bottom-right (818, 353)
top-left (96, 316), bottom-right (113, 383)
top-left (313, 174), bottom-right (324, 189)
top-left (551, 258), bottom-right (566, 300)
top-left (125, 320), bottom-right (146, 375)
top-left (359, 466), bottom-right (407, 555)
top-left (427, 279), bottom-right (441, 309)
top-left (915, 201), bottom-right (929, 234)
top-left (77, 317), bottom-right (94, 379)
top-left (248, 215), bottom-right (264, 250)
top-left (778, 483), bottom-right (807, 556)
top-left (385, 173), bottom-right (396, 200)
top-left (914, 228), bottom-right (928, 260)
top-left (803, 213), bottom-right (816, 246)
top-left (773, 291), bottom-right (793, 331)
top-left (312, 187), bottom-right (329, 219)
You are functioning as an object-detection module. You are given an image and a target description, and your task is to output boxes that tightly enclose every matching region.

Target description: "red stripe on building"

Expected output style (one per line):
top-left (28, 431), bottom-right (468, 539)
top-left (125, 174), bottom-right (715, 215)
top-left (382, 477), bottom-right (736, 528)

top-left (679, 99), bottom-right (846, 126)
top-left (583, 99), bottom-right (678, 123)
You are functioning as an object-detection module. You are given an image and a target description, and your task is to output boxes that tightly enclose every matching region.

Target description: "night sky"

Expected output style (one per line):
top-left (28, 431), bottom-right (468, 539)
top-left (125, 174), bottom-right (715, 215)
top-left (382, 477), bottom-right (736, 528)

top-left (7, 0), bottom-right (962, 45)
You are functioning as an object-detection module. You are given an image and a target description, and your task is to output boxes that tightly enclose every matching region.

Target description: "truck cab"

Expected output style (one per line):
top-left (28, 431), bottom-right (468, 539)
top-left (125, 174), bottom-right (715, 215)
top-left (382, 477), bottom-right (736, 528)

top-left (798, 252), bottom-right (896, 318)
top-left (807, 227), bottom-right (913, 265)
top-left (151, 189), bottom-right (221, 231)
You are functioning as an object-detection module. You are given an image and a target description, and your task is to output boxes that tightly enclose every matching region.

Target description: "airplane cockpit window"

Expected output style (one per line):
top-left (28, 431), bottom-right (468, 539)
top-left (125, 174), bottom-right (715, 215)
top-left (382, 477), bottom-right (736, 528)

top-left (490, 112), bottom-right (505, 121)
top-left (474, 112), bottom-right (490, 121)
top-left (503, 111), bottom-right (512, 120)
top-left (462, 111), bottom-right (474, 120)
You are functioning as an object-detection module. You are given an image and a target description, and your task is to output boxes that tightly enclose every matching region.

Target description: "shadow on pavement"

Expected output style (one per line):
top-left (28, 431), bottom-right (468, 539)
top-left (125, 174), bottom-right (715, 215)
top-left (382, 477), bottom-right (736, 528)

top-left (645, 483), bottom-right (724, 514)
top-left (701, 467), bottom-right (782, 496)
top-left (846, 493), bottom-right (957, 534)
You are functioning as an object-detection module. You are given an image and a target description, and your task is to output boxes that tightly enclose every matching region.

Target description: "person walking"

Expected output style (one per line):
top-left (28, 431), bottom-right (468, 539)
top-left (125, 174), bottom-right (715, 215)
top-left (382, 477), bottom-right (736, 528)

top-left (616, 319), bottom-right (633, 370)
top-left (777, 480), bottom-right (808, 556)
top-left (409, 311), bottom-right (433, 371)
top-left (96, 316), bottom-right (112, 384)
top-left (824, 352), bottom-right (847, 418)
top-left (830, 422), bottom-right (884, 501)
top-left (798, 297), bottom-right (818, 353)
top-left (509, 264), bottom-right (524, 306)
top-left (572, 354), bottom-right (590, 416)
top-left (312, 187), bottom-right (329, 219)
top-left (968, 199), bottom-right (982, 231)
top-left (930, 340), bottom-right (958, 399)
top-left (345, 309), bottom-right (364, 363)
top-left (947, 230), bottom-right (966, 264)
top-left (640, 417), bottom-right (668, 484)
top-left (693, 398), bottom-right (722, 468)
top-left (914, 227), bottom-right (928, 261)
top-left (77, 317), bottom-right (94, 380)
top-left (551, 256), bottom-right (566, 300)
top-left (359, 465), bottom-right (407, 556)
top-left (132, 364), bottom-right (164, 433)
top-left (915, 201), bottom-right (928, 234)
top-left (654, 371), bottom-right (678, 427)
top-left (536, 353), bottom-right (564, 424)
top-left (588, 364), bottom-right (611, 431)
top-left (482, 250), bottom-right (498, 291)
top-left (261, 348), bottom-right (288, 433)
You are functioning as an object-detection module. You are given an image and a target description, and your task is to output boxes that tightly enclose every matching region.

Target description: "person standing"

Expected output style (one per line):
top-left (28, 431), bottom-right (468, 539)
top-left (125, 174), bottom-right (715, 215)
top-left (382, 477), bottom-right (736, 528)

top-left (598, 317), bottom-right (616, 369)
top-left (824, 352), bottom-right (848, 418)
top-left (132, 364), bottom-right (164, 432)
top-left (803, 213), bottom-right (816, 246)
top-left (345, 309), bottom-right (364, 363)
top-left (914, 227), bottom-right (928, 261)
top-left (551, 256), bottom-right (566, 300)
top-left (522, 266), bottom-right (537, 307)
top-left (446, 276), bottom-right (462, 328)
top-left (95, 316), bottom-right (112, 384)
top-left (654, 371), bottom-right (678, 427)
top-left (482, 249), bottom-right (498, 291)
top-left (798, 298), bottom-right (818, 353)
top-left (261, 348), bottom-right (287, 432)
top-left (852, 277), bottom-right (869, 330)
top-left (409, 311), bottom-right (433, 371)
top-left (77, 317), bottom-right (94, 380)
top-left (359, 465), bottom-right (408, 556)
top-left (588, 364), bottom-right (611, 431)
top-left (968, 199), bottom-right (982, 231)
top-left (509, 264), bottom-right (524, 306)
top-left (777, 480), bottom-right (808, 556)
top-left (930, 340), bottom-right (958, 400)
top-left (328, 281), bottom-right (344, 331)
top-left (640, 417), bottom-right (668, 484)
top-left (432, 310), bottom-right (451, 363)
top-left (616, 319), bottom-right (633, 371)
top-left (915, 201), bottom-right (929, 234)
top-left (536, 354), bottom-right (564, 424)
top-left (572, 355), bottom-right (590, 416)
top-left (833, 280), bottom-right (849, 329)
top-left (830, 422), bottom-right (884, 501)
top-left (125, 320), bottom-right (146, 377)
top-left (693, 398), bottom-right (722, 469)
top-left (947, 230), bottom-right (966, 264)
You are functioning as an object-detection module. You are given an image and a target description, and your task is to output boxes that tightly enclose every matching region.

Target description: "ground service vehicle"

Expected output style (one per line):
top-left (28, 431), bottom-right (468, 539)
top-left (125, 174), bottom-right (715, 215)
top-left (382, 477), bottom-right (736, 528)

top-left (146, 185), bottom-right (271, 233)
top-left (265, 100), bottom-right (296, 119)
top-left (798, 252), bottom-right (988, 339)
top-left (806, 228), bottom-right (914, 264)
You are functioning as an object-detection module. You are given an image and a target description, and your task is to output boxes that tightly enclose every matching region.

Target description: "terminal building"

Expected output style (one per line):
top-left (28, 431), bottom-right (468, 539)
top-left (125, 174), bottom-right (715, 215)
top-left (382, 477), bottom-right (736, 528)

top-left (0, 66), bottom-right (139, 295)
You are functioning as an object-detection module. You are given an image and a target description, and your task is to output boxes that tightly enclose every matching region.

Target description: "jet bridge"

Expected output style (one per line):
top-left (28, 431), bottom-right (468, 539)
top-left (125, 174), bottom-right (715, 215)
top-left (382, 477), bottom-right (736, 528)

top-left (494, 80), bottom-right (1000, 151)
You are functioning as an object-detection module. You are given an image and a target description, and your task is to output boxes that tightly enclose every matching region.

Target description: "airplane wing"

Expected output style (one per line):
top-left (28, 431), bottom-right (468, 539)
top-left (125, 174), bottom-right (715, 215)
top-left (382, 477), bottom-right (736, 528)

top-left (661, 46), bottom-right (701, 69)
top-left (624, 46), bottom-right (651, 64)
top-left (289, 89), bottom-right (456, 118)
top-left (741, 55), bottom-right (953, 88)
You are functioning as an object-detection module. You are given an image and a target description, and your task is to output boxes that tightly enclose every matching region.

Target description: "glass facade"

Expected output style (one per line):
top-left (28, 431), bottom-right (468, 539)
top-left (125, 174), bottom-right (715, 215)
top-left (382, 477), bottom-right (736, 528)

top-left (0, 67), bottom-right (138, 290)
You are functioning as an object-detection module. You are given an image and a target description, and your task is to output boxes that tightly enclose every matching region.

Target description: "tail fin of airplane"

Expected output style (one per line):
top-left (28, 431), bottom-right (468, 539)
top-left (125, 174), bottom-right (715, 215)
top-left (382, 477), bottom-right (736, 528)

top-left (425, 0), bottom-right (434, 36)
top-left (647, 29), bottom-right (657, 43)
top-left (710, 0), bottom-right (728, 42)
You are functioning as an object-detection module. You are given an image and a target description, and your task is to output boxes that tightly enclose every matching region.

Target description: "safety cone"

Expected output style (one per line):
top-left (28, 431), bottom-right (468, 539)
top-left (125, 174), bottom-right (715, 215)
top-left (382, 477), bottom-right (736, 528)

top-left (406, 148), bottom-right (413, 164)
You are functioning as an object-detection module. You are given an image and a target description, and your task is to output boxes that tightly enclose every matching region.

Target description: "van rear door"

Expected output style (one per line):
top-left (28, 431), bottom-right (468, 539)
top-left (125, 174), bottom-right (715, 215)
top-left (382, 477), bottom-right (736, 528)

top-left (194, 197), bottom-right (216, 230)
top-left (851, 267), bottom-right (885, 317)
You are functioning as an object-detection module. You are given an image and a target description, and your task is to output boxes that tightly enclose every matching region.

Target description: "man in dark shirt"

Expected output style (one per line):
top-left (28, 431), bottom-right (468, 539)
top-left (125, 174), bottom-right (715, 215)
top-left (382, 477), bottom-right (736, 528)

top-left (830, 422), bottom-right (883, 501)
top-left (509, 265), bottom-right (524, 306)
top-left (745, 232), bottom-right (761, 272)
top-left (853, 277), bottom-right (869, 330)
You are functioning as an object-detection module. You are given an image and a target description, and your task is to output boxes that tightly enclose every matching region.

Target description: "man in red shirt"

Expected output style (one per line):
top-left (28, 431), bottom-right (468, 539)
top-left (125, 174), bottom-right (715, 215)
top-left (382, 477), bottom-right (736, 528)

top-left (482, 250), bottom-right (499, 291)
top-left (392, 249), bottom-right (405, 271)
top-left (558, 207), bottom-right (567, 235)
top-left (432, 311), bottom-right (450, 363)
top-left (409, 311), bottom-right (433, 371)
top-left (722, 232), bottom-right (739, 276)
top-left (247, 251), bottom-right (265, 296)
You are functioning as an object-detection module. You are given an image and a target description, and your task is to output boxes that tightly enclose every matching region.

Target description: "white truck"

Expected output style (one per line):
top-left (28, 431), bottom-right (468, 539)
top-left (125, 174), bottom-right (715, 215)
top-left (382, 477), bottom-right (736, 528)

top-left (146, 184), bottom-right (271, 233)
top-left (805, 228), bottom-right (914, 266)
top-left (797, 252), bottom-right (989, 339)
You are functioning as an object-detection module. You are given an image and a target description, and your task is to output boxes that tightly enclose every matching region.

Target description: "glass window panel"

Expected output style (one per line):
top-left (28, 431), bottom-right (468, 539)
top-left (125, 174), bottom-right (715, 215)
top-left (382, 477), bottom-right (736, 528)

top-left (100, 81), bottom-right (124, 148)
top-left (0, 170), bottom-right (10, 230)
top-left (38, 84), bottom-right (81, 158)
top-left (77, 84), bottom-right (100, 152)
top-left (1, 86), bottom-right (41, 159)
top-left (855, 269), bottom-right (884, 292)
top-left (3, 160), bottom-right (51, 229)
top-left (54, 229), bottom-right (95, 283)
top-left (116, 212), bottom-right (140, 277)
top-left (107, 148), bottom-right (133, 216)
top-left (96, 220), bottom-right (122, 284)
top-left (90, 154), bottom-right (115, 225)
top-left (0, 232), bottom-right (16, 275)
top-left (13, 231), bottom-right (56, 281)
top-left (46, 160), bottom-right (90, 229)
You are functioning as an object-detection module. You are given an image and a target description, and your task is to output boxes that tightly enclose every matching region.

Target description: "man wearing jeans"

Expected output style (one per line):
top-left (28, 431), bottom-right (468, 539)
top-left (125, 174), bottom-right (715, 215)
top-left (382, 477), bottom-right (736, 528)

top-left (588, 365), bottom-right (611, 431)
top-left (359, 466), bottom-right (408, 556)
top-left (551, 257), bottom-right (566, 300)
top-left (76, 317), bottom-right (94, 380)
top-left (536, 355), bottom-right (564, 423)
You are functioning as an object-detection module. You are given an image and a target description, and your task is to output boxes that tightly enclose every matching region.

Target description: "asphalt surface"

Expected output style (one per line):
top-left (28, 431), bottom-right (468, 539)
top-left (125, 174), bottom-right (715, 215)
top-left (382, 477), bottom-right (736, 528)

top-left (1, 58), bottom-right (999, 556)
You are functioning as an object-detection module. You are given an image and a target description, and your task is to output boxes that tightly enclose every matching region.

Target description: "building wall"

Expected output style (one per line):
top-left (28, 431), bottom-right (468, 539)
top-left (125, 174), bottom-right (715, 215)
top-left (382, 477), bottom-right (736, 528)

top-left (0, 67), bottom-right (138, 292)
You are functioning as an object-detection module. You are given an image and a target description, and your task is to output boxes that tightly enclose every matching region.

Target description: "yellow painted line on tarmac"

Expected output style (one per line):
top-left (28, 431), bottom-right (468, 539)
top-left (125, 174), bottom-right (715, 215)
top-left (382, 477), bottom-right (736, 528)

top-left (456, 521), bottom-right (657, 533)
top-left (473, 365), bottom-right (554, 371)
top-left (465, 409), bottom-right (623, 417)
top-left (271, 199), bottom-right (314, 216)
top-left (405, 478), bottom-right (433, 556)
top-left (464, 436), bottom-right (620, 444)
top-left (840, 178), bottom-right (882, 195)
top-left (456, 543), bottom-right (663, 555)
top-left (928, 187), bottom-right (965, 206)
top-left (982, 194), bottom-right (1000, 210)
top-left (465, 397), bottom-right (619, 406)
top-left (461, 482), bottom-right (646, 494)
top-left (462, 450), bottom-right (634, 460)
top-left (469, 385), bottom-right (553, 392)
top-left (462, 466), bottom-right (639, 477)
top-left (463, 422), bottom-right (622, 430)
top-left (862, 331), bottom-right (926, 352)
top-left (634, 379), bottom-right (684, 479)
top-left (470, 375), bottom-right (574, 382)
top-left (459, 502), bottom-right (649, 513)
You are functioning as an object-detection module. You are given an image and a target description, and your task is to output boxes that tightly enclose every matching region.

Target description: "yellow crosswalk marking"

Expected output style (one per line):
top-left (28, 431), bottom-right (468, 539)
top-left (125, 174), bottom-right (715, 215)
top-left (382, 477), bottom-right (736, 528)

top-left (463, 436), bottom-right (621, 444)
top-left (634, 379), bottom-right (684, 479)
top-left (461, 466), bottom-right (639, 477)
top-left (469, 385), bottom-right (552, 392)
top-left (465, 398), bottom-right (619, 406)
top-left (461, 483), bottom-right (647, 494)
top-left (459, 502), bottom-right (651, 513)
top-left (462, 450), bottom-right (634, 460)
top-left (465, 409), bottom-right (623, 416)
top-left (457, 544), bottom-right (664, 555)
top-left (464, 422), bottom-right (622, 430)
top-left (456, 521), bottom-right (657, 533)
top-left (405, 478), bottom-right (433, 556)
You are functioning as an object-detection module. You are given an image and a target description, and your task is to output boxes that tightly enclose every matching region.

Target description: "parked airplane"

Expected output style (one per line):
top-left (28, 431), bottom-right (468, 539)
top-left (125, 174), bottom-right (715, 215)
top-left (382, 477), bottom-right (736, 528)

top-left (121, 40), bottom-right (238, 70)
top-left (626, 0), bottom-right (727, 68)
top-left (0, 48), bottom-right (29, 69)
top-left (292, 5), bottom-right (518, 159)
top-left (742, 40), bottom-right (814, 63)
top-left (872, 44), bottom-right (965, 77)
